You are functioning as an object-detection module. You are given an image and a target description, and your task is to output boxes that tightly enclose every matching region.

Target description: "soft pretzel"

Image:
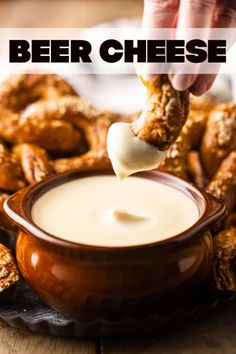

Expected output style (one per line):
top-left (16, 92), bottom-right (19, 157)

top-left (212, 227), bottom-right (236, 291)
top-left (49, 99), bottom-right (126, 173)
top-left (206, 151), bottom-right (236, 214)
top-left (0, 193), bottom-right (17, 232)
top-left (158, 109), bottom-right (207, 180)
top-left (0, 74), bottom-right (77, 111)
top-left (201, 103), bottom-right (236, 178)
top-left (0, 74), bottom-right (83, 153)
top-left (159, 134), bottom-right (190, 179)
top-left (13, 143), bottom-right (54, 184)
top-left (0, 142), bottom-right (25, 192)
top-left (54, 151), bottom-right (112, 174)
top-left (184, 110), bottom-right (208, 149)
top-left (132, 75), bottom-right (189, 151)
top-left (21, 96), bottom-right (121, 152)
top-left (0, 106), bottom-right (83, 154)
top-left (188, 151), bottom-right (208, 188)
top-left (0, 243), bottom-right (20, 291)
top-left (190, 95), bottom-right (216, 114)
top-left (53, 113), bottom-right (119, 173)
top-left (224, 212), bottom-right (236, 230)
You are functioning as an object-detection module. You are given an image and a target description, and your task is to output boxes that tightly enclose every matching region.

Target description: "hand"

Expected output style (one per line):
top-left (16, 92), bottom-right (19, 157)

top-left (143, 0), bottom-right (236, 95)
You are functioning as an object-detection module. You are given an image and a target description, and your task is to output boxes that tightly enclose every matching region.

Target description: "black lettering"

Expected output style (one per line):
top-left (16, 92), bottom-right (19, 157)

top-left (100, 39), bottom-right (123, 63)
top-left (167, 40), bottom-right (184, 63)
top-left (51, 40), bottom-right (69, 62)
top-left (32, 40), bottom-right (50, 62)
top-left (147, 40), bottom-right (165, 62)
top-left (9, 40), bottom-right (30, 62)
top-left (208, 40), bottom-right (226, 63)
top-left (186, 39), bottom-right (207, 63)
top-left (71, 40), bottom-right (92, 62)
top-left (124, 40), bottom-right (146, 62)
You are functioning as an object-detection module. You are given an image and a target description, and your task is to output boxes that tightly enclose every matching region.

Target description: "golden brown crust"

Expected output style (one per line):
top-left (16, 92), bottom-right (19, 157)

top-left (0, 243), bottom-right (20, 291)
top-left (0, 107), bottom-right (83, 153)
top-left (0, 142), bottom-right (25, 192)
top-left (0, 74), bottom-right (77, 111)
top-left (0, 74), bottom-right (82, 153)
top-left (25, 96), bottom-right (120, 125)
top-left (13, 144), bottom-right (54, 184)
top-left (190, 95), bottom-right (216, 114)
top-left (132, 75), bottom-right (189, 150)
top-left (184, 110), bottom-right (208, 149)
top-left (188, 151), bottom-right (208, 188)
top-left (54, 151), bottom-right (112, 174)
top-left (212, 227), bottom-right (236, 291)
top-left (20, 96), bottom-right (120, 151)
top-left (52, 101), bottom-right (125, 174)
top-left (158, 110), bottom-right (207, 180)
top-left (159, 134), bottom-right (190, 179)
top-left (201, 103), bottom-right (236, 178)
top-left (206, 151), bottom-right (236, 214)
top-left (0, 95), bottom-right (122, 154)
top-left (224, 212), bottom-right (236, 230)
top-left (0, 193), bottom-right (17, 232)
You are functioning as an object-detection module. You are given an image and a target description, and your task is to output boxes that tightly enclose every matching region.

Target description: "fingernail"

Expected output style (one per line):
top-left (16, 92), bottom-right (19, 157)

top-left (171, 74), bottom-right (194, 91)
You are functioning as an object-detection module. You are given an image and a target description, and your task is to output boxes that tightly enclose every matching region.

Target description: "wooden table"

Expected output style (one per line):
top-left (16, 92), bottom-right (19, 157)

top-left (0, 297), bottom-right (236, 354)
top-left (0, 1), bottom-right (235, 353)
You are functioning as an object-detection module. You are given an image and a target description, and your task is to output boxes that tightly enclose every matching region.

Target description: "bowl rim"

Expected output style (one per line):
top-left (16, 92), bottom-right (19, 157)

top-left (3, 169), bottom-right (225, 252)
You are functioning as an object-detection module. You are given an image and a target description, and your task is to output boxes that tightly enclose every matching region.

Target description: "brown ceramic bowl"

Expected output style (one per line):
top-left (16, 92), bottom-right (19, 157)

top-left (3, 170), bottom-right (225, 321)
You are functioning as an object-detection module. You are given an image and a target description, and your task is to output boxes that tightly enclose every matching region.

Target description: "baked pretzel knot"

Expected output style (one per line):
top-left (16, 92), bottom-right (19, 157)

top-left (0, 74), bottom-right (122, 191)
top-left (212, 227), bottom-right (236, 291)
top-left (0, 243), bottom-right (20, 291)
top-left (201, 103), bottom-right (236, 178)
top-left (0, 74), bottom-right (83, 153)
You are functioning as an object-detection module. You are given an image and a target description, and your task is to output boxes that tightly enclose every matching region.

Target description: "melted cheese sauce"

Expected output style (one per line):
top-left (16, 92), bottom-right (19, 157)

top-left (31, 175), bottom-right (199, 247)
top-left (107, 121), bottom-right (167, 181)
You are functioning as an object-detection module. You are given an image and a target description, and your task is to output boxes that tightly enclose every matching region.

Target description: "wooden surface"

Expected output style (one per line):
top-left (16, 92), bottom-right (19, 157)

top-left (0, 322), bottom-right (96, 354)
top-left (1, 298), bottom-right (236, 354)
top-left (103, 299), bottom-right (236, 354)
top-left (0, 0), bottom-right (235, 353)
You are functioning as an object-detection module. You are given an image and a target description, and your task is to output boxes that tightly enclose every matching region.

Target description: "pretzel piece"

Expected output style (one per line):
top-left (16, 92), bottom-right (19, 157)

top-left (0, 192), bottom-right (17, 232)
top-left (184, 110), bottom-right (208, 149)
top-left (132, 75), bottom-right (189, 150)
top-left (212, 227), bottom-right (236, 291)
top-left (188, 151), bottom-right (208, 188)
top-left (190, 95), bottom-right (216, 113)
top-left (0, 74), bottom-right (83, 153)
top-left (0, 142), bottom-right (25, 192)
top-left (0, 74), bottom-right (77, 111)
top-left (0, 107), bottom-right (83, 153)
top-left (54, 151), bottom-right (112, 174)
top-left (158, 110), bottom-right (207, 180)
top-left (159, 134), bottom-right (190, 179)
top-left (206, 151), bottom-right (236, 214)
top-left (13, 144), bottom-right (54, 184)
top-left (0, 243), bottom-right (20, 292)
top-left (201, 103), bottom-right (236, 178)
top-left (21, 96), bottom-right (120, 151)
